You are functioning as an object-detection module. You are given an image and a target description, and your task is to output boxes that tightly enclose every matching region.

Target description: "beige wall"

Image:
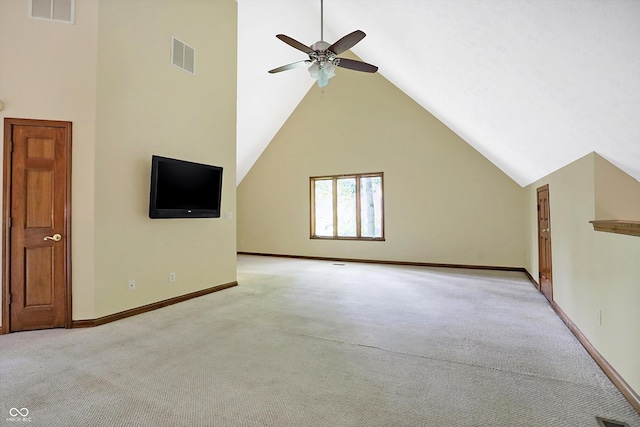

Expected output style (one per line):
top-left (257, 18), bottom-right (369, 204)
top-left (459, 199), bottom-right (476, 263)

top-left (594, 153), bottom-right (640, 220)
top-left (237, 62), bottom-right (527, 268)
top-left (525, 152), bottom-right (640, 394)
top-left (0, 0), bottom-right (237, 324)
top-left (0, 0), bottom-right (99, 321)
top-left (94, 0), bottom-right (237, 317)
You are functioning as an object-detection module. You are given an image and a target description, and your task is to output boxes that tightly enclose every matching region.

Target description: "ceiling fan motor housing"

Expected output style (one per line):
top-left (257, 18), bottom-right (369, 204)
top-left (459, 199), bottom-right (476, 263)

top-left (310, 41), bottom-right (336, 64)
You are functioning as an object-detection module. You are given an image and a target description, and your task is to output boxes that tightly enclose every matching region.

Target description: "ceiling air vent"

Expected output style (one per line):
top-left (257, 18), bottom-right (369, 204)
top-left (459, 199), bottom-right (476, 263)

top-left (172, 37), bottom-right (195, 75)
top-left (30, 0), bottom-right (75, 24)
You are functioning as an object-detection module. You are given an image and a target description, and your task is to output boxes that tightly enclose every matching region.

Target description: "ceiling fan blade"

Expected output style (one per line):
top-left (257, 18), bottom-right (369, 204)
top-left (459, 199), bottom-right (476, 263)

top-left (328, 30), bottom-right (366, 55)
top-left (276, 34), bottom-right (314, 54)
top-left (335, 58), bottom-right (378, 73)
top-left (268, 60), bottom-right (311, 74)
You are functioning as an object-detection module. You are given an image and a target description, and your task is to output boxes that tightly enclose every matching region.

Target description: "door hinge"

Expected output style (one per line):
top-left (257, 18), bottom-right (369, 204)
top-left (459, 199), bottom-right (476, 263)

top-left (8, 140), bottom-right (13, 152)
top-left (7, 217), bottom-right (11, 228)
top-left (7, 293), bottom-right (11, 304)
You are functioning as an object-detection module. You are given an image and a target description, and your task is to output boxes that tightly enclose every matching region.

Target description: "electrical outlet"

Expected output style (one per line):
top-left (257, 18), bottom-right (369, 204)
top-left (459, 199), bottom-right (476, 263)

top-left (596, 310), bottom-right (602, 326)
top-left (169, 272), bottom-right (176, 283)
top-left (128, 279), bottom-right (136, 291)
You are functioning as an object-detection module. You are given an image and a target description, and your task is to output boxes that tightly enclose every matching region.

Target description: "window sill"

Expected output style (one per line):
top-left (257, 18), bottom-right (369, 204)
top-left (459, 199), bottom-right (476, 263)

top-left (589, 220), bottom-right (640, 238)
top-left (310, 236), bottom-right (385, 242)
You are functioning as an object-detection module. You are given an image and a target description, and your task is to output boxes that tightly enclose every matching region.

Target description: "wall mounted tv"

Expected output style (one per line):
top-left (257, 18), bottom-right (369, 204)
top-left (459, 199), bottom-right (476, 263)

top-left (149, 155), bottom-right (223, 219)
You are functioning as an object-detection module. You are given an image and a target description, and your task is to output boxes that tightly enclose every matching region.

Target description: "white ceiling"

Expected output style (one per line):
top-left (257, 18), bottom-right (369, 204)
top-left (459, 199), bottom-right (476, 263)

top-left (237, 0), bottom-right (640, 187)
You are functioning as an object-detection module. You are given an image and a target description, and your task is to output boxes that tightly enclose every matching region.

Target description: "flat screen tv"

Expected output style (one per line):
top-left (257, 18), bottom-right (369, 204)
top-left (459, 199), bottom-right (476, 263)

top-left (149, 155), bottom-right (223, 218)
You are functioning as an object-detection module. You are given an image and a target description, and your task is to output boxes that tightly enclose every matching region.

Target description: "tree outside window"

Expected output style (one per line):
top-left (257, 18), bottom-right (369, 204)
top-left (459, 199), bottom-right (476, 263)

top-left (310, 173), bottom-right (384, 240)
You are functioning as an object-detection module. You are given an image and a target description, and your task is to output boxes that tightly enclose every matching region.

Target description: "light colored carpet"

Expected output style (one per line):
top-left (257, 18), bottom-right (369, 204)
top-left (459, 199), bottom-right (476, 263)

top-left (1, 255), bottom-right (638, 426)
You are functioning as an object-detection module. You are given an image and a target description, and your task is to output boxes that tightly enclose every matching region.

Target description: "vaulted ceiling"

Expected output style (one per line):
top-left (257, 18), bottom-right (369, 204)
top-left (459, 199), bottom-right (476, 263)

top-left (237, 0), bottom-right (640, 187)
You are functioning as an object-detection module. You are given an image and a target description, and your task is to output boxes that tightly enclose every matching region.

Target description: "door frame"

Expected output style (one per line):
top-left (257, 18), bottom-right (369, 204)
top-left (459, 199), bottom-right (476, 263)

top-left (536, 184), bottom-right (553, 302)
top-left (2, 118), bottom-right (73, 334)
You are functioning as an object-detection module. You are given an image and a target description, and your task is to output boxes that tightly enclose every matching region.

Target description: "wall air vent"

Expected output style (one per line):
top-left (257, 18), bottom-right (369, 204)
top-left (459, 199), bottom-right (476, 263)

top-left (30, 0), bottom-right (75, 24)
top-left (171, 37), bottom-right (195, 75)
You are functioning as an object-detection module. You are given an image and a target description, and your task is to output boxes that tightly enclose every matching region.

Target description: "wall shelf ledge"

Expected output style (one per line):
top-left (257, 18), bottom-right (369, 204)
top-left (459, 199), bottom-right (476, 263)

top-left (589, 220), bottom-right (640, 237)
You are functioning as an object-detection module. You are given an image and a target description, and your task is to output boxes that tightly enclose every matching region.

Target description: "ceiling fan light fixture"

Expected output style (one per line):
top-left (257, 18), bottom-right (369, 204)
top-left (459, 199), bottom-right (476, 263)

top-left (308, 61), bottom-right (335, 88)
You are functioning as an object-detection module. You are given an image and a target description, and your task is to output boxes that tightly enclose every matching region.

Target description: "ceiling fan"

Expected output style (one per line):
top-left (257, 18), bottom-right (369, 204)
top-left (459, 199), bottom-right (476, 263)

top-left (268, 0), bottom-right (378, 88)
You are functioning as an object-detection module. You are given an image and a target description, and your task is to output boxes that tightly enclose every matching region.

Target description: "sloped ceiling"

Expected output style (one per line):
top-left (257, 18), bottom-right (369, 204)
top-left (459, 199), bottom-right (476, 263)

top-left (237, 0), bottom-right (640, 187)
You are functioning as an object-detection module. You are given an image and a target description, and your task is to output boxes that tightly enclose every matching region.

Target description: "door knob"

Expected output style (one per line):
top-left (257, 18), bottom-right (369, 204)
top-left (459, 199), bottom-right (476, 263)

top-left (44, 234), bottom-right (62, 242)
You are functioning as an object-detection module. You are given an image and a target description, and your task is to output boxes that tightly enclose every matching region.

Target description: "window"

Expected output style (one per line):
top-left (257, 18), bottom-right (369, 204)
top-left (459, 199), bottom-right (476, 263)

top-left (310, 173), bottom-right (384, 240)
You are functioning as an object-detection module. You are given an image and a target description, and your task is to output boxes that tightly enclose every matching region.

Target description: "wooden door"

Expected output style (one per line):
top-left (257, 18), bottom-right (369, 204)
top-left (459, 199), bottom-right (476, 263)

top-left (537, 184), bottom-right (553, 302)
top-left (2, 118), bottom-right (72, 332)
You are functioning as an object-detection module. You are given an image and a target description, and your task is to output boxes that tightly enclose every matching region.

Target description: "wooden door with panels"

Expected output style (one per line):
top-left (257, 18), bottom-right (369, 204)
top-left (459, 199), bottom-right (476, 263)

top-left (537, 184), bottom-right (553, 302)
top-left (2, 118), bottom-right (72, 333)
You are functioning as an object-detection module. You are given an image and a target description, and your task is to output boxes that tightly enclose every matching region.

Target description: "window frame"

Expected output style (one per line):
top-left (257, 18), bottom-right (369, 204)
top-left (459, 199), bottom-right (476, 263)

top-left (310, 172), bottom-right (385, 241)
